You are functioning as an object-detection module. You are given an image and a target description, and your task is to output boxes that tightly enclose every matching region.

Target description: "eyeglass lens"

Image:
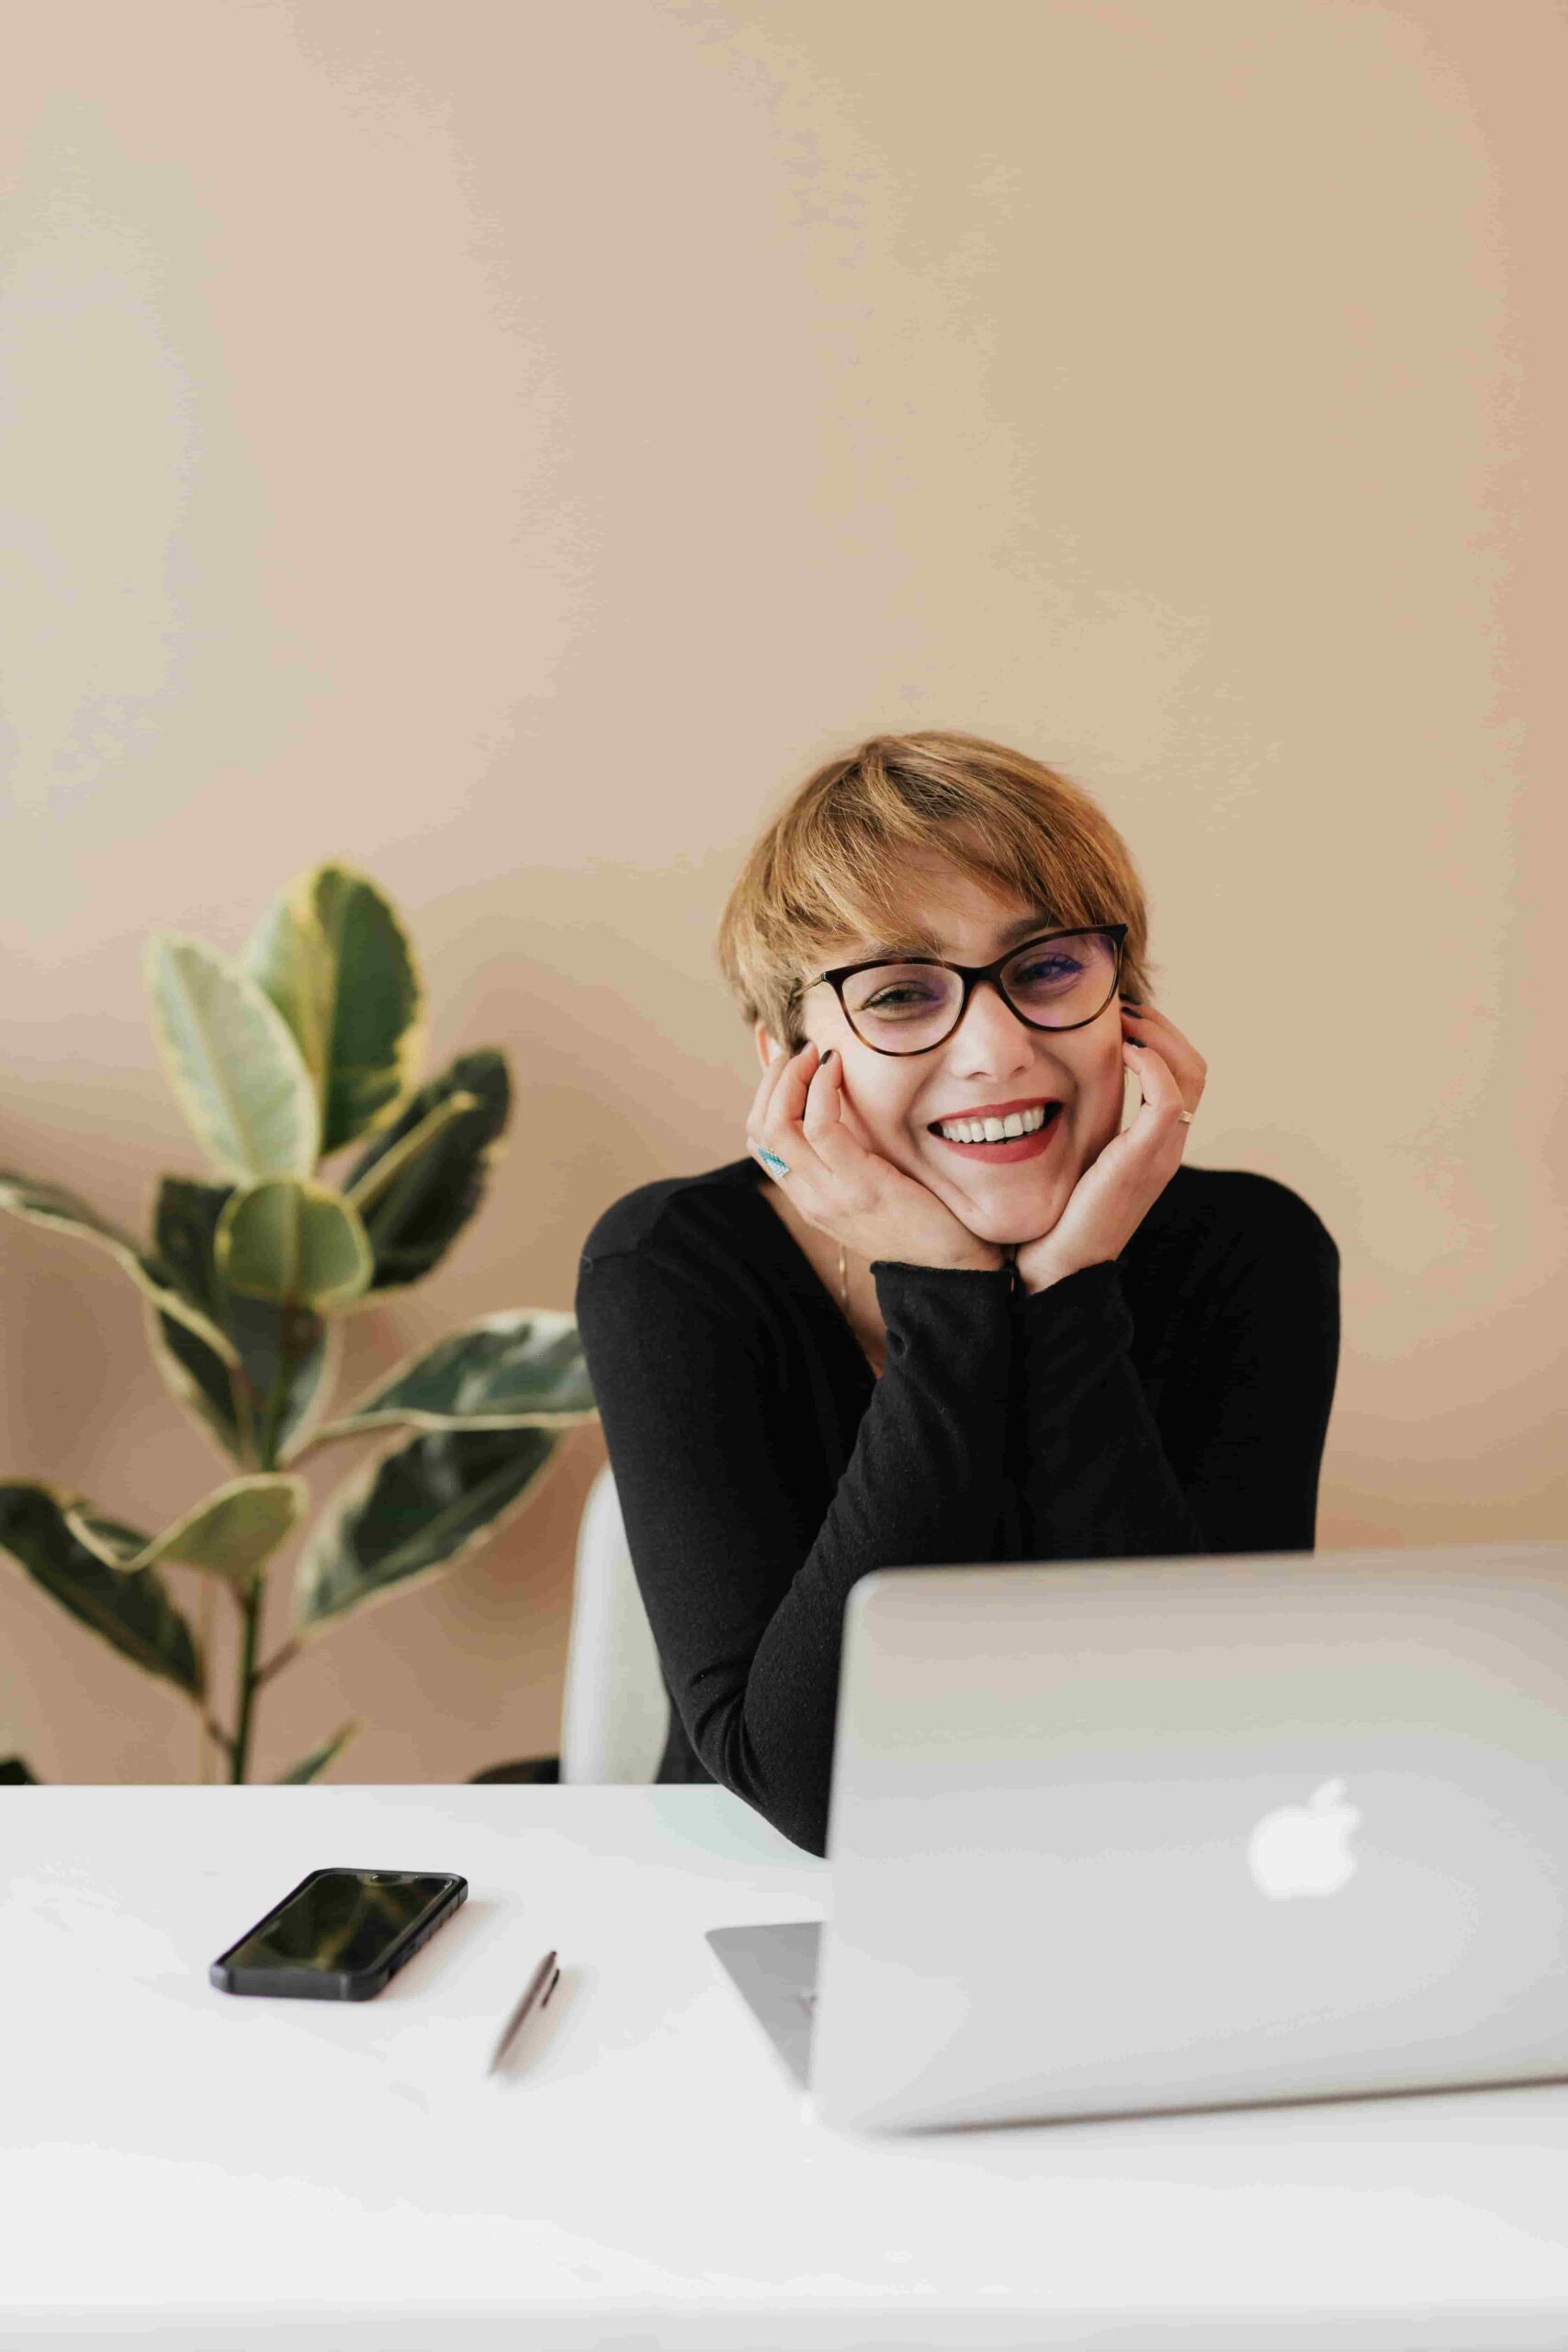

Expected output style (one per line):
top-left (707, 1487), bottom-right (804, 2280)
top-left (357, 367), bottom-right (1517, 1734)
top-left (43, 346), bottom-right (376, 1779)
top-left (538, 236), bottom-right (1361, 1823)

top-left (842, 930), bottom-right (1119, 1052)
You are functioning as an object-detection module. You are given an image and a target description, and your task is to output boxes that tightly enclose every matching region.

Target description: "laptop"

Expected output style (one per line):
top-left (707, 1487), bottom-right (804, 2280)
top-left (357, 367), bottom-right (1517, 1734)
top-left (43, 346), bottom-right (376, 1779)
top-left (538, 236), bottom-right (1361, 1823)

top-left (705, 1540), bottom-right (1568, 2134)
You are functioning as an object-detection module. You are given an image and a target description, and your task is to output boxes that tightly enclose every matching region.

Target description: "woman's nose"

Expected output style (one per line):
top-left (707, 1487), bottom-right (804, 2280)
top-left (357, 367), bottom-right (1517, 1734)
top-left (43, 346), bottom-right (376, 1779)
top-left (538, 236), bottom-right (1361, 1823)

top-left (950, 977), bottom-right (1047, 1059)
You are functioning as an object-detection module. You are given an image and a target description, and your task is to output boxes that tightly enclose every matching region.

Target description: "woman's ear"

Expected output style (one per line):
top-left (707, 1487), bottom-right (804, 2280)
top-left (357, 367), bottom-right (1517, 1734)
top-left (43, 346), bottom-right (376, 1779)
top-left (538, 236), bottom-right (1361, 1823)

top-left (753, 1018), bottom-right (784, 1072)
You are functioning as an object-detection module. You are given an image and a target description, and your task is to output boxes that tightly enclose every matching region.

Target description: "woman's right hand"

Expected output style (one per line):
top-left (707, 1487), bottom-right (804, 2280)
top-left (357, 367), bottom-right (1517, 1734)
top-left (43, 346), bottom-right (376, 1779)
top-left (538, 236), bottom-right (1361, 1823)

top-left (746, 1039), bottom-right (1006, 1274)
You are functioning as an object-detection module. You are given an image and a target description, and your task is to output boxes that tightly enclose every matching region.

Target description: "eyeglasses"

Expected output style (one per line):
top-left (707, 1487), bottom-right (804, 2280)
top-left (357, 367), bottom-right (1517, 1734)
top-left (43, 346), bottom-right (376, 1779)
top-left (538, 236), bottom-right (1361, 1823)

top-left (787, 923), bottom-right (1130, 1057)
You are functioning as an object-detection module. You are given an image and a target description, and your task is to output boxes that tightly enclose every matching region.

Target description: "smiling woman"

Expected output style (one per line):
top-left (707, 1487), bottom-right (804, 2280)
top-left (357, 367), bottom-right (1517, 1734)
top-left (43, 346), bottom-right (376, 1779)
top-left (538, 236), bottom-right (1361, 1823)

top-left (574, 730), bottom-right (1341, 1858)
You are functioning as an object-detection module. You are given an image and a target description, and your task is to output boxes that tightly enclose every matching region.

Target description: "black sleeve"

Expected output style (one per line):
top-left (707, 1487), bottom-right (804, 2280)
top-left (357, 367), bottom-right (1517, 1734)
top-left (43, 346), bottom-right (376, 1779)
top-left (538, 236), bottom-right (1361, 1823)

top-left (574, 1243), bottom-right (1015, 1856)
top-left (1010, 1188), bottom-right (1342, 1563)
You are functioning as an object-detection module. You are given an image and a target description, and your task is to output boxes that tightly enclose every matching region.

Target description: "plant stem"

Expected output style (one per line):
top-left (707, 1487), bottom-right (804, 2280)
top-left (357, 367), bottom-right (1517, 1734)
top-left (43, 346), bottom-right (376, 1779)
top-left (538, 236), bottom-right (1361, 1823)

top-left (201, 1706), bottom-right (236, 1762)
top-left (254, 1301), bottom-right (296, 1476)
top-left (229, 1295), bottom-right (300, 1783)
top-left (229, 1578), bottom-right (264, 1783)
top-left (195, 1576), bottom-right (219, 1781)
top-left (254, 1635), bottom-right (300, 1687)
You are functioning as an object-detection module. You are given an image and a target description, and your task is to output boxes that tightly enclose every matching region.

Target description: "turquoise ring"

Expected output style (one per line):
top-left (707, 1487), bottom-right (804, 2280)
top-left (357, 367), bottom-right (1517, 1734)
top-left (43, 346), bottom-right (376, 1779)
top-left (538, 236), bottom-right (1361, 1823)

top-left (757, 1146), bottom-right (791, 1178)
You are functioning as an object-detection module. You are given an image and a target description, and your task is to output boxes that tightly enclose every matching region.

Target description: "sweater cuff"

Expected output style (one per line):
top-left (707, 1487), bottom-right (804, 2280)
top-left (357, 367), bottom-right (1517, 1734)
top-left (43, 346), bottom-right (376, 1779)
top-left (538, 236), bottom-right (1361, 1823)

top-left (1016, 1257), bottom-right (1135, 1376)
top-left (869, 1258), bottom-right (1015, 1376)
top-left (870, 1258), bottom-right (1015, 1300)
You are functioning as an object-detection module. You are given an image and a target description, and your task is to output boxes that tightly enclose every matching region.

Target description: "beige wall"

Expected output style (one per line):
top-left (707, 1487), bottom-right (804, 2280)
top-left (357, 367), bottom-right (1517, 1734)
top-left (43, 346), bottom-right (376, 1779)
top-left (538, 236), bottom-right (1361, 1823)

top-left (1, 0), bottom-right (1562, 1784)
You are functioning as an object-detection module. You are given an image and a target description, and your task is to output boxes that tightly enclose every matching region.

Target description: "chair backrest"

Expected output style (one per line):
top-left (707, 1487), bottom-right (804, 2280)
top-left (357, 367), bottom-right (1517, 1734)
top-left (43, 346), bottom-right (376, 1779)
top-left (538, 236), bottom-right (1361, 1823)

top-left (559, 1461), bottom-right (670, 1784)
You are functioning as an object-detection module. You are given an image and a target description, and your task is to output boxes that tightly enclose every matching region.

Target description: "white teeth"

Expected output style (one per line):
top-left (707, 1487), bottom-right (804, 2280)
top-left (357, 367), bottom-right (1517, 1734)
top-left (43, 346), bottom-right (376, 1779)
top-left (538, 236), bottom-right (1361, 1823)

top-left (935, 1102), bottom-right (1053, 1144)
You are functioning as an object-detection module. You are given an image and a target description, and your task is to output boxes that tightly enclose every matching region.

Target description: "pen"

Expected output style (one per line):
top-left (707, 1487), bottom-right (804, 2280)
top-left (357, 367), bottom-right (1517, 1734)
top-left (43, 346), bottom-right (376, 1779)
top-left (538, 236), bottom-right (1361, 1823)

top-left (486, 1948), bottom-right (560, 2075)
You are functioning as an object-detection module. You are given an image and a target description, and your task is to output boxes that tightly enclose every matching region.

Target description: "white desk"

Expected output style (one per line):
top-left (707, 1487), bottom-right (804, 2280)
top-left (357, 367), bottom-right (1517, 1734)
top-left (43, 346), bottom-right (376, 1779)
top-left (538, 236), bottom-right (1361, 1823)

top-left (5, 1785), bottom-right (1568, 2351)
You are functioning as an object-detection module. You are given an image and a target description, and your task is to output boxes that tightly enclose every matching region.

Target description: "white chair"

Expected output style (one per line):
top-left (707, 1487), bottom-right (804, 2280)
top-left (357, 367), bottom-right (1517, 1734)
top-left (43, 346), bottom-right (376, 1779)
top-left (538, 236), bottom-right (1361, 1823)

top-left (558, 1461), bottom-right (670, 1784)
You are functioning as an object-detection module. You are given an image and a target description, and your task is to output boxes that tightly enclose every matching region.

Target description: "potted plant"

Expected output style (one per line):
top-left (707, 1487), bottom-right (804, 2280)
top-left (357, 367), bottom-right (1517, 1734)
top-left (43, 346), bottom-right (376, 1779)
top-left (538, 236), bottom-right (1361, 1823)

top-left (0, 862), bottom-right (597, 1784)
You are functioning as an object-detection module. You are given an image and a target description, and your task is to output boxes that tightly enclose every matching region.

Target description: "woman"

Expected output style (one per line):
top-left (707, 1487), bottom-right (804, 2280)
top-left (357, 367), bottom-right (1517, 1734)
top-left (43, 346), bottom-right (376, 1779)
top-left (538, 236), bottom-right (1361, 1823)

top-left (575, 731), bottom-right (1341, 1858)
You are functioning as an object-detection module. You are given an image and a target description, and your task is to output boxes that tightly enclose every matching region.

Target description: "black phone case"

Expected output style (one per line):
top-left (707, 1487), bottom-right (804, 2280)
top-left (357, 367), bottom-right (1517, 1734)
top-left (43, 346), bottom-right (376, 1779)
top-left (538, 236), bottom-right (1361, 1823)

top-left (209, 1868), bottom-right (468, 2000)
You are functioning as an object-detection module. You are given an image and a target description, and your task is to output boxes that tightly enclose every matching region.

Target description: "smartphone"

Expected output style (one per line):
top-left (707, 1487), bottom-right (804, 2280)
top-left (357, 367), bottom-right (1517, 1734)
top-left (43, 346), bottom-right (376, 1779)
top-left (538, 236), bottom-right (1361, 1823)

top-left (209, 1868), bottom-right (468, 2001)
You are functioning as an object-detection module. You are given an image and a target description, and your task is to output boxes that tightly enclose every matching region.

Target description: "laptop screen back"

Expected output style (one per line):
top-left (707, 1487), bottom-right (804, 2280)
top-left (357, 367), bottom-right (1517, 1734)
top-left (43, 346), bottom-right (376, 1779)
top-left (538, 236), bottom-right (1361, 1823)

top-left (810, 1543), bottom-right (1568, 2133)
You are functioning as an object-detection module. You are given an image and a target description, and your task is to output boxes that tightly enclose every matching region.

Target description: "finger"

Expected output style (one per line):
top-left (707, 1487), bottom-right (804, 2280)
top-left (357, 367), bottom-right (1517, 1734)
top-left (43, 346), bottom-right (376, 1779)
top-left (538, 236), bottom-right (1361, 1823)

top-left (795, 1057), bottom-right (892, 1225)
top-left (1121, 1003), bottom-right (1205, 1111)
top-left (1121, 999), bottom-right (1176, 1035)
top-left (750, 1035), bottom-right (802, 1117)
top-left (750, 1038), bottom-right (815, 1140)
top-left (1122, 1037), bottom-right (1192, 1135)
top-left (799, 1047), bottom-right (863, 1175)
top-left (783, 1046), bottom-right (866, 1191)
top-left (746, 1057), bottom-right (779, 1138)
top-left (755, 1043), bottom-right (831, 1183)
top-left (773, 1039), bottom-right (827, 1143)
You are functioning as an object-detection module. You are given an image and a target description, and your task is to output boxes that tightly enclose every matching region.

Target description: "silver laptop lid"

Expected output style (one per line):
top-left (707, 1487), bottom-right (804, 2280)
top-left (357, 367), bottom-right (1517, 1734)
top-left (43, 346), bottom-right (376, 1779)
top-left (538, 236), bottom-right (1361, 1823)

top-left (810, 1542), bottom-right (1568, 2134)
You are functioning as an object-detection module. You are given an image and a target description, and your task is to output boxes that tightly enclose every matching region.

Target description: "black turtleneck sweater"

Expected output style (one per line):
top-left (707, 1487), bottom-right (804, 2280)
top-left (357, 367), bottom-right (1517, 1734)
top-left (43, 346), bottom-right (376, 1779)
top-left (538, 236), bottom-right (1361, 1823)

top-left (573, 1154), bottom-right (1341, 1859)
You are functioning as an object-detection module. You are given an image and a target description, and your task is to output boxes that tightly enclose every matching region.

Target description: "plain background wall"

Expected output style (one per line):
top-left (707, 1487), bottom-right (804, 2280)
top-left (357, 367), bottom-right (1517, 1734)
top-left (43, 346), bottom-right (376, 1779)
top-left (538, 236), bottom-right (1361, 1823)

top-left (1, 0), bottom-right (1562, 1785)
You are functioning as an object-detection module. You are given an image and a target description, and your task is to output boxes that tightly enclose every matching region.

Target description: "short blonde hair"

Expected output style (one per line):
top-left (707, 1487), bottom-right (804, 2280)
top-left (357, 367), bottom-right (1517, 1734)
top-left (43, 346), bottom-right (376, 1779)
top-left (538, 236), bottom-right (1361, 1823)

top-left (716, 729), bottom-right (1157, 1051)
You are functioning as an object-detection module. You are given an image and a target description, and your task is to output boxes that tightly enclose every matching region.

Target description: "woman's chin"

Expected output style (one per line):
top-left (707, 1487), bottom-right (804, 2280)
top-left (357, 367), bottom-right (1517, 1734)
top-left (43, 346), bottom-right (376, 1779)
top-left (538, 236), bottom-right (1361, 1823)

top-left (936, 1170), bottom-right (1066, 1247)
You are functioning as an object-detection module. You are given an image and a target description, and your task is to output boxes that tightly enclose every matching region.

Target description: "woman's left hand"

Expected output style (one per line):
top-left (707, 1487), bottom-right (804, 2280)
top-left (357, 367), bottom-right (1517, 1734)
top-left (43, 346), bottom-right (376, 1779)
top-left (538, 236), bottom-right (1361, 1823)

top-left (1012, 1000), bottom-right (1208, 1294)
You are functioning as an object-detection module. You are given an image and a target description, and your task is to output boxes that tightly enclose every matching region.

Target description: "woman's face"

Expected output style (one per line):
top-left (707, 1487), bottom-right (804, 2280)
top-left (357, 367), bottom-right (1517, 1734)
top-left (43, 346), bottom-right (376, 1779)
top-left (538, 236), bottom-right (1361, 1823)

top-left (756, 857), bottom-right (1128, 1250)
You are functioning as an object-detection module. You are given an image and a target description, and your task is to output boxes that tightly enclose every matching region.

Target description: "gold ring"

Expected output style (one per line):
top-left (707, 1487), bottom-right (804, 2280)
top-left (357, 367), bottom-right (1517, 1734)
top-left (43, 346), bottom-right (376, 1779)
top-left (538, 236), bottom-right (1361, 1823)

top-left (1177, 1111), bottom-right (1193, 1125)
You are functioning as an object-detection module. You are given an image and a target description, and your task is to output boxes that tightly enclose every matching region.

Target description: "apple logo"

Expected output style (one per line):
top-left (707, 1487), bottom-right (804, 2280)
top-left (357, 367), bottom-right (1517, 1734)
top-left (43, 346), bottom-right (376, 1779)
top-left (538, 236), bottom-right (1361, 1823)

top-left (1247, 1777), bottom-right (1362, 1899)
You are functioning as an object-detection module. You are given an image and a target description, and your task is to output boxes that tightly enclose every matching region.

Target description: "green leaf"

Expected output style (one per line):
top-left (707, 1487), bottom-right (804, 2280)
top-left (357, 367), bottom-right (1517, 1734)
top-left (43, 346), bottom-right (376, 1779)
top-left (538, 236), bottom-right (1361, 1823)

top-left (0, 1484), bottom-right (204, 1699)
top-left (148, 1178), bottom-right (338, 1463)
top-left (216, 1179), bottom-right (373, 1310)
top-left (282, 1308), bottom-right (596, 1464)
top-left (142, 933), bottom-right (320, 1182)
top-left (290, 1426), bottom-right (564, 1635)
top-left (335, 1050), bottom-right (511, 1304)
top-left (0, 1169), bottom-right (238, 1366)
top-left (340, 1091), bottom-right (480, 1222)
top-left (62, 1475), bottom-right (308, 1589)
top-left (274, 1718), bottom-right (364, 1783)
top-left (243, 864), bottom-right (427, 1158)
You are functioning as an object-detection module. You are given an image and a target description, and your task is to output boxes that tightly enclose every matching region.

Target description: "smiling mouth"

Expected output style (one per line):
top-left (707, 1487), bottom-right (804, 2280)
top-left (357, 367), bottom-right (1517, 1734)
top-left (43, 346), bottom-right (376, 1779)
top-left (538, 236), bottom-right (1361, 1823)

top-left (928, 1102), bottom-right (1064, 1158)
top-left (927, 1100), bottom-right (1060, 1137)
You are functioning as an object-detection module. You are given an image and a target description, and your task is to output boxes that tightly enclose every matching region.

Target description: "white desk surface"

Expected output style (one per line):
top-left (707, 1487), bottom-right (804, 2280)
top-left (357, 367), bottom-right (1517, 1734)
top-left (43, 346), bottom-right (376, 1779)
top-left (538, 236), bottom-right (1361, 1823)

top-left (5, 1784), bottom-right (1568, 2352)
